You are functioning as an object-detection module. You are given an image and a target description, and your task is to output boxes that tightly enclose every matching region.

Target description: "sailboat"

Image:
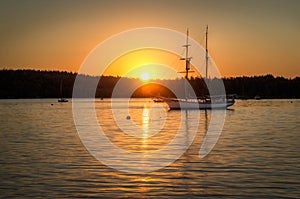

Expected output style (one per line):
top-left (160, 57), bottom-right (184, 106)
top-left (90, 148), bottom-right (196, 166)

top-left (164, 26), bottom-right (235, 110)
top-left (58, 80), bottom-right (68, 103)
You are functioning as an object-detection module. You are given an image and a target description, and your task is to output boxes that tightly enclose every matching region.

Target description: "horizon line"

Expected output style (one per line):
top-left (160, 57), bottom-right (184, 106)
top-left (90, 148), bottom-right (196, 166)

top-left (1, 68), bottom-right (299, 80)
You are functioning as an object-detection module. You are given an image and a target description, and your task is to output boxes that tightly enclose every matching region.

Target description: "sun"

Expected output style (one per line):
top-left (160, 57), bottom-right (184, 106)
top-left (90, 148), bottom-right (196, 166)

top-left (141, 72), bottom-right (150, 81)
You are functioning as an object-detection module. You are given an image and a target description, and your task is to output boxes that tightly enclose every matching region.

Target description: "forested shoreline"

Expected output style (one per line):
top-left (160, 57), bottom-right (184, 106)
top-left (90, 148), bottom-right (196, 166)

top-left (0, 69), bottom-right (299, 99)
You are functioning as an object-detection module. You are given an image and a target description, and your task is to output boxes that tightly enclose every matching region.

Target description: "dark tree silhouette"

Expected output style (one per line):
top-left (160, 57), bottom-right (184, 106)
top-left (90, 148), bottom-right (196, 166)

top-left (0, 70), bottom-right (299, 99)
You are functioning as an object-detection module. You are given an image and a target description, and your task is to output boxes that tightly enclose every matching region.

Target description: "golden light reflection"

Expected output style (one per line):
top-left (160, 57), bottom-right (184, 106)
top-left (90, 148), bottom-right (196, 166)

top-left (141, 178), bottom-right (147, 182)
top-left (142, 105), bottom-right (150, 148)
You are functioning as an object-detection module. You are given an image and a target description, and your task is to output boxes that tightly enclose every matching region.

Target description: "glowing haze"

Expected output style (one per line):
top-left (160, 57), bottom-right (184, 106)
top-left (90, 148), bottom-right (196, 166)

top-left (0, 0), bottom-right (299, 78)
top-left (104, 49), bottom-right (185, 79)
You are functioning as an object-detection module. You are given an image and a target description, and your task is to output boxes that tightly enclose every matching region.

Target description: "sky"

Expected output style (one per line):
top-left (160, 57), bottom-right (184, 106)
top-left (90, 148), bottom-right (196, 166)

top-left (0, 0), bottom-right (299, 78)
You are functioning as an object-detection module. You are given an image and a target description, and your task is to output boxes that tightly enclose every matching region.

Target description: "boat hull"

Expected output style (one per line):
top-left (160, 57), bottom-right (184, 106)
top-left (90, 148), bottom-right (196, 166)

top-left (58, 98), bottom-right (68, 103)
top-left (165, 99), bottom-right (235, 110)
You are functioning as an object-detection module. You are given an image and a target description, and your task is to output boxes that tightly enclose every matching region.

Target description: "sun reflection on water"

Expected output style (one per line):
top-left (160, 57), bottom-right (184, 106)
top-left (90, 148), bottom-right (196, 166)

top-left (142, 105), bottom-right (149, 148)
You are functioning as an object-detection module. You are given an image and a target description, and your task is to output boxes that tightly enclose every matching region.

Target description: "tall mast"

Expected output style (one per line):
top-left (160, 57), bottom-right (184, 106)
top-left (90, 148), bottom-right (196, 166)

top-left (179, 28), bottom-right (192, 99)
top-left (205, 25), bottom-right (208, 79)
top-left (181, 28), bottom-right (191, 79)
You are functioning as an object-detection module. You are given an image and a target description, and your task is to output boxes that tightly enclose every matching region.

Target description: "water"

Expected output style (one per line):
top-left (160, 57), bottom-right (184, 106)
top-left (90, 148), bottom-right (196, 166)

top-left (0, 99), bottom-right (299, 198)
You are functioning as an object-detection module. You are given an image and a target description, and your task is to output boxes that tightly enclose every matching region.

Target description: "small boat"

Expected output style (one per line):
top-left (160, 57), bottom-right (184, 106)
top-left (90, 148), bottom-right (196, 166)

top-left (58, 98), bottom-right (68, 103)
top-left (58, 80), bottom-right (68, 103)
top-left (153, 96), bottom-right (164, 103)
top-left (254, 95), bottom-right (261, 100)
top-left (164, 26), bottom-right (235, 110)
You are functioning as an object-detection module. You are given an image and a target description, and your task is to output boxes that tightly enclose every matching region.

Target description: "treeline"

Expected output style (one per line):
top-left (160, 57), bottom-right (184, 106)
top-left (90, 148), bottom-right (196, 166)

top-left (222, 75), bottom-right (300, 99)
top-left (0, 69), bottom-right (299, 99)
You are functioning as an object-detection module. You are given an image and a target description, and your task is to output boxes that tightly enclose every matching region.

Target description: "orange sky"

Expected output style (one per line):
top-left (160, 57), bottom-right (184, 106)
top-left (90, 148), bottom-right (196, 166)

top-left (104, 49), bottom-right (187, 79)
top-left (0, 0), bottom-right (299, 78)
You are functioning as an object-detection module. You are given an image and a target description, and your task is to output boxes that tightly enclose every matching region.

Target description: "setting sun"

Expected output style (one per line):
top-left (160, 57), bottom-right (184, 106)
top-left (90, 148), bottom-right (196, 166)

top-left (141, 73), bottom-right (150, 81)
top-left (103, 49), bottom-right (185, 80)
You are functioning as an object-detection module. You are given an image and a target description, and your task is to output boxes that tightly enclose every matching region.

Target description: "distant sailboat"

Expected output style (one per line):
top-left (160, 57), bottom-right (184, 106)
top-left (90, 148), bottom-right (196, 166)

top-left (58, 80), bottom-right (68, 103)
top-left (153, 97), bottom-right (164, 103)
top-left (164, 26), bottom-right (235, 110)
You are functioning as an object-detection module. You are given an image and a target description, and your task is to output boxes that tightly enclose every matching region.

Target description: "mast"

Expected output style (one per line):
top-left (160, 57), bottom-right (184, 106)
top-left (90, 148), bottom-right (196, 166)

top-left (205, 25), bottom-right (208, 79)
top-left (181, 28), bottom-right (191, 79)
top-left (179, 28), bottom-right (192, 99)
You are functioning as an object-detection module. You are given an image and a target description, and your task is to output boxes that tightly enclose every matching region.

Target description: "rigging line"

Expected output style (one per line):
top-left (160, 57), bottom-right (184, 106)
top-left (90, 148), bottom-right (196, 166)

top-left (156, 48), bottom-right (180, 80)
top-left (171, 48), bottom-right (185, 67)
top-left (186, 28), bottom-right (207, 78)
top-left (161, 48), bottom-right (185, 80)
top-left (188, 39), bottom-right (204, 72)
top-left (188, 27), bottom-right (206, 56)
top-left (145, 47), bottom-right (184, 81)
top-left (198, 59), bottom-right (206, 78)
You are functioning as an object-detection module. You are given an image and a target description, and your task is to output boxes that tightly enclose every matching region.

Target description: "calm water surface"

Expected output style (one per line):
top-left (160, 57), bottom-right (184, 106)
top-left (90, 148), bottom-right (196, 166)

top-left (0, 99), bottom-right (299, 198)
